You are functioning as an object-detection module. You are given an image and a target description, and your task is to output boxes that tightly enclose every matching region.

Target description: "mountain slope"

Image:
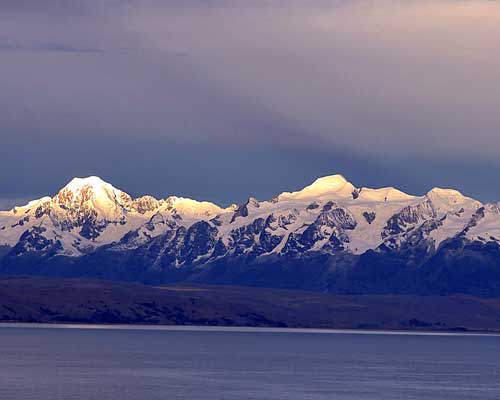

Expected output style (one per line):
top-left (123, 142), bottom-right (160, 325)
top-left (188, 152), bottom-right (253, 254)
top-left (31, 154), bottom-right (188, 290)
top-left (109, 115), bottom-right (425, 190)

top-left (1, 174), bottom-right (500, 295)
top-left (0, 176), bottom-right (229, 257)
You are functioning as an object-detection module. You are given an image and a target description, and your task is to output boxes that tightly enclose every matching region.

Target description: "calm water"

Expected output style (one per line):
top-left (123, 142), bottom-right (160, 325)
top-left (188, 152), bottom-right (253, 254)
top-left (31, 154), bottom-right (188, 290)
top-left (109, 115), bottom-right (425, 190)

top-left (1, 325), bottom-right (500, 400)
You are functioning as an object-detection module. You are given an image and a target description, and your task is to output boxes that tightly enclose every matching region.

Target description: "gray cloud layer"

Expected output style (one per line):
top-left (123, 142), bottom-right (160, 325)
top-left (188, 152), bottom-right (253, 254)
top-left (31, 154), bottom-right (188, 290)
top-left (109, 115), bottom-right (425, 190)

top-left (1, 0), bottom-right (499, 206)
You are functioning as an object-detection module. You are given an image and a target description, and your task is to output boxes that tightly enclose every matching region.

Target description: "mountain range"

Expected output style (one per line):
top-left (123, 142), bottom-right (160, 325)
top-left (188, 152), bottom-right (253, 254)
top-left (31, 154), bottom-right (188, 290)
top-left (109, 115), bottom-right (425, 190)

top-left (2, 174), bottom-right (500, 295)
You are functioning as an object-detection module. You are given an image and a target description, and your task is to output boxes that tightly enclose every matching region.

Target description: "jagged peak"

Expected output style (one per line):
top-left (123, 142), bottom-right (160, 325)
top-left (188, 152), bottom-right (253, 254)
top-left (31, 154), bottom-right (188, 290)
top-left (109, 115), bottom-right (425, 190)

top-left (485, 203), bottom-right (500, 215)
top-left (246, 197), bottom-right (261, 207)
top-left (133, 194), bottom-right (160, 203)
top-left (277, 174), bottom-right (357, 201)
top-left (130, 195), bottom-right (162, 214)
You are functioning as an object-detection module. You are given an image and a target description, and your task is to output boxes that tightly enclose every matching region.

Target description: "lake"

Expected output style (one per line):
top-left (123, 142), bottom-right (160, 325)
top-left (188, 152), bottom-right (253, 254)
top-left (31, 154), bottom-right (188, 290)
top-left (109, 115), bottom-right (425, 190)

top-left (0, 324), bottom-right (499, 399)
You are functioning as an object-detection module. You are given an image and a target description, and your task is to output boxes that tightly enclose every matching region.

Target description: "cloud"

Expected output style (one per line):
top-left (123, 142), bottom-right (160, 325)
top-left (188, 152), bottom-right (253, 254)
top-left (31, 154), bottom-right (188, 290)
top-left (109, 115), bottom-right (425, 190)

top-left (0, 42), bottom-right (106, 53)
top-left (0, 0), bottom-right (499, 202)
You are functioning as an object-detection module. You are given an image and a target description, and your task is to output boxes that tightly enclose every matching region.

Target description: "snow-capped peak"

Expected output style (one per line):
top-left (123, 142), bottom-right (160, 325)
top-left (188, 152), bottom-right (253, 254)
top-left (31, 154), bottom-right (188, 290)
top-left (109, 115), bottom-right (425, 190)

top-left (356, 187), bottom-right (416, 203)
top-left (165, 196), bottom-right (225, 219)
top-left (0, 173), bottom-right (496, 265)
top-left (9, 196), bottom-right (52, 213)
top-left (277, 174), bottom-right (357, 201)
top-left (427, 187), bottom-right (466, 198)
top-left (63, 176), bottom-right (113, 191)
top-left (56, 176), bottom-right (126, 199)
top-left (426, 187), bottom-right (482, 213)
top-left (54, 176), bottom-right (132, 210)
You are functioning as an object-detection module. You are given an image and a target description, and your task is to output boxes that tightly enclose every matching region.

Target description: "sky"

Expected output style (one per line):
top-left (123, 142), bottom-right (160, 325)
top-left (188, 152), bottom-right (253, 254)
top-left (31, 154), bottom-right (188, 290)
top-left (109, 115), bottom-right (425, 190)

top-left (1, 0), bottom-right (500, 209)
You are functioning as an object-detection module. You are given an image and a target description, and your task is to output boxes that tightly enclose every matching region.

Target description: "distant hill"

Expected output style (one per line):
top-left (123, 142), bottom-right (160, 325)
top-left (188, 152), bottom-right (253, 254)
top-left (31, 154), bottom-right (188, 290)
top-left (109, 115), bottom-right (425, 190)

top-left (2, 277), bottom-right (500, 332)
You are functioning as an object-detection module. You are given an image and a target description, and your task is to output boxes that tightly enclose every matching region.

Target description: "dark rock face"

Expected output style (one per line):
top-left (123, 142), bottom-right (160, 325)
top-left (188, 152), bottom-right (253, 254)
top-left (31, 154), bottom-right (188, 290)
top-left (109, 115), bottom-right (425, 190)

top-left (230, 198), bottom-right (260, 223)
top-left (11, 227), bottom-right (62, 255)
top-left (180, 221), bottom-right (218, 264)
top-left (418, 239), bottom-right (500, 296)
top-left (283, 203), bottom-right (356, 256)
top-left (382, 201), bottom-right (436, 238)
top-left (363, 211), bottom-right (376, 224)
top-left (1, 227), bottom-right (63, 276)
top-left (34, 201), bottom-right (51, 219)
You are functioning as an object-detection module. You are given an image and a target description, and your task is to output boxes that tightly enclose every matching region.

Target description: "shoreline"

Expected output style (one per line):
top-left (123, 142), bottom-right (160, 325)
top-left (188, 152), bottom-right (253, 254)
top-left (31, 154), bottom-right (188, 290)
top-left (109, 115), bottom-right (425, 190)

top-left (2, 322), bottom-right (500, 337)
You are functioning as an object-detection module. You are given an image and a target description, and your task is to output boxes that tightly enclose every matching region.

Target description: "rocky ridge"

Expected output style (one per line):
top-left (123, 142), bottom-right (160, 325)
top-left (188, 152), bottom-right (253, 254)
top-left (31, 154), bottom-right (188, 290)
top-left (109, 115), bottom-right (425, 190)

top-left (1, 175), bottom-right (500, 295)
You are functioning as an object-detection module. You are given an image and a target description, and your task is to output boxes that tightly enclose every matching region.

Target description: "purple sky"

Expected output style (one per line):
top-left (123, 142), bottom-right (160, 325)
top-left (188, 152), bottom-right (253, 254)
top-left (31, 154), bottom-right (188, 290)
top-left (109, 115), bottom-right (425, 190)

top-left (1, 1), bottom-right (500, 208)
